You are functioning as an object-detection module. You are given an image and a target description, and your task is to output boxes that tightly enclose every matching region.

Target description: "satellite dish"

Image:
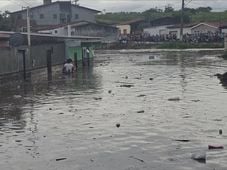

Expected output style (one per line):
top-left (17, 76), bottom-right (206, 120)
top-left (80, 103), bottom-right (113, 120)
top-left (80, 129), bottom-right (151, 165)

top-left (9, 33), bottom-right (24, 47)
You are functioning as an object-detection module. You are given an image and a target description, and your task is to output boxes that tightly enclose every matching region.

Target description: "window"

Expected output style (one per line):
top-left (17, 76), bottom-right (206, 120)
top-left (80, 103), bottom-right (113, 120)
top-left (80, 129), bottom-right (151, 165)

top-left (40, 14), bottom-right (44, 19)
top-left (17, 14), bottom-right (22, 19)
top-left (53, 14), bottom-right (57, 19)
top-left (75, 14), bottom-right (79, 19)
top-left (54, 30), bottom-right (58, 34)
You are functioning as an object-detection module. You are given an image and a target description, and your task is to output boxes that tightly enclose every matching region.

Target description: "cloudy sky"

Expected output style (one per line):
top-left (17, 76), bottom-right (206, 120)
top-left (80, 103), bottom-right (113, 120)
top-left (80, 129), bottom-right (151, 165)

top-left (0, 0), bottom-right (226, 13)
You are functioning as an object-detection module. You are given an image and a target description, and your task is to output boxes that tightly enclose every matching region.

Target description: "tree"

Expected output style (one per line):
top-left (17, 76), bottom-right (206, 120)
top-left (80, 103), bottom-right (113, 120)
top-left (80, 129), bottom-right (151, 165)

top-left (196, 7), bottom-right (212, 13)
top-left (0, 11), bottom-right (12, 31)
top-left (164, 5), bottom-right (174, 13)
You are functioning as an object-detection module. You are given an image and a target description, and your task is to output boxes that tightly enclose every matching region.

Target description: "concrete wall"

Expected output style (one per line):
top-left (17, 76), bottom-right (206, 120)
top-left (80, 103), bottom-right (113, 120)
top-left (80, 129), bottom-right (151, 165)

top-left (116, 25), bottom-right (131, 35)
top-left (12, 3), bottom-right (98, 27)
top-left (191, 24), bottom-right (218, 34)
top-left (0, 42), bottom-right (65, 76)
top-left (144, 25), bottom-right (172, 36)
top-left (31, 43), bottom-right (65, 68)
top-left (73, 24), bottom-right (118, 42)
top-left (19, 3), bottom-right (60, 26)
top-left (71, 6), bottom-right (97, 23)
top-left (222, 29), bottom-right (227, 34)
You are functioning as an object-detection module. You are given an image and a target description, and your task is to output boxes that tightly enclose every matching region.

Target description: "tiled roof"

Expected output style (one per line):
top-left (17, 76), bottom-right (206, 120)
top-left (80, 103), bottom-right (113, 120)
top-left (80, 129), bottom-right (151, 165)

top-left (10, 1), bottom-right (100, 14)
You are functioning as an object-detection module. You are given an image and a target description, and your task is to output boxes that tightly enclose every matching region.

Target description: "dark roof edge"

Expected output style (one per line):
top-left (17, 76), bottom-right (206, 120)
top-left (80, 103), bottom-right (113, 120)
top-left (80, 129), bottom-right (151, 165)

top-left (10, 1), bottom-right (100, 14)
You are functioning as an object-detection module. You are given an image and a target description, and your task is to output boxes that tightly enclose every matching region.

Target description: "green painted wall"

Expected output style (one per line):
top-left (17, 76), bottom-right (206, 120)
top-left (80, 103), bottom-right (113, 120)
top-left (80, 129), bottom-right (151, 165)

top-left (68, 47), bottom-right (83, 61)
top-left (67, 46), bottom-right (95, 61)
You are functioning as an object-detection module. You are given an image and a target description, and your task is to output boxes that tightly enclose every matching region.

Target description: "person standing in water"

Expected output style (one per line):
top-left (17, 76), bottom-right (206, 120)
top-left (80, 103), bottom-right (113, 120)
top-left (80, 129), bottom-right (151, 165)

top-left (63, 59), bottom-right (74, 74)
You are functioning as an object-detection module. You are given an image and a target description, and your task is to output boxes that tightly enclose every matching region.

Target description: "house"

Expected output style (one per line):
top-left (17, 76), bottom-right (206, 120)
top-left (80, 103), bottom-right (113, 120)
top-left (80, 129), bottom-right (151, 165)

top-left (144, 25), bottom-right (173, 36)
top-left (116, 19), bottom-right (145, 35)
top-left (37, 21), bottom-right (119, 42)
top-left (10, 0), bottom-right (101, 31)
top-left (0, 31), bottom-right (101, 76)
top-left (167, 23), bottom-right (225, 39)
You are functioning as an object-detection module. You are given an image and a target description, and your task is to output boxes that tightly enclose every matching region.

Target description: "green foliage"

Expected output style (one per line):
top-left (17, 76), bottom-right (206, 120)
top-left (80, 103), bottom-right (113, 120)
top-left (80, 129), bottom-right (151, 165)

top-left (0, 11), bottom-right (12, 31)
top-left (96, 6), bottom-right (227, 25)
top-left (164, 5), bottom-right (174, 13)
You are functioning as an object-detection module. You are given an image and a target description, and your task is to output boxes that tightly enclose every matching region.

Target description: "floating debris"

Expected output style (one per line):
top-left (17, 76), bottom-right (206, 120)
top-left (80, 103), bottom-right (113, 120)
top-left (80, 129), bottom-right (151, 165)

top-left (56, 158), bottom-right (67, 161)
top-left (94, 97), bottom-right (102, 100)
top-left (108, 90), bottom-right (112, 94)
top-left (191, 100), bottom-right (200, 102)
top-left (208, 145), bottom-right (224, 150)
top-left (191, 153), bottom-right (206, 163)
top-left (120, 84), bottom-right (134, 88)
top-left (174, 139), bottom-right (190, 142)
top-left (137, 94), bottom-right (146, 97)
top-left (149, 78), bottom-right (154, 81)
top-left (168, 97), bottom-right (180, 101)
top-left (116, 123), bottom-right (120, 128)
top-left (219, 129), bottom-right (223, 135)
top-left (129, 156), bottom-right (144, 163)
top-left (137, 110), bottom-right (145, 113)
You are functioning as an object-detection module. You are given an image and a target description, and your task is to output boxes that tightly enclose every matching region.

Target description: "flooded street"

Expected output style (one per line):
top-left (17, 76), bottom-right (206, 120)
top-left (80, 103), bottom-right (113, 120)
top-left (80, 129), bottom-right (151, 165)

top-left (0, 50), bottom-right (227, 170)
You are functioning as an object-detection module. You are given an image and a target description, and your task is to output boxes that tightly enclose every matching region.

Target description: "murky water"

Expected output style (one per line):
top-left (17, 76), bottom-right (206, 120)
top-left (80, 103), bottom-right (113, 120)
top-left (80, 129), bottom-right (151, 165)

top-left (0, 50), bottom-right (227, 170)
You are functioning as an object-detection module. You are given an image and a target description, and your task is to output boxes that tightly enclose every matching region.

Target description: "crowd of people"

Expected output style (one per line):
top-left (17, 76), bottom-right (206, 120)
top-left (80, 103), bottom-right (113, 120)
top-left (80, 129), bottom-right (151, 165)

top-left (119, 32), bottom-right (224, 43)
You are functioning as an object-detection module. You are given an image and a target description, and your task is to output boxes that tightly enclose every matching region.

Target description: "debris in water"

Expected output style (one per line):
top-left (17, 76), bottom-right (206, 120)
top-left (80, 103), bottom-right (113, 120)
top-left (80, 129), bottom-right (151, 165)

top-left (219, 129), bottom-right (223, 135)
top-left (58, 113), bottom-right (64, 115)
top-left (208, 145), bottom-right (224, 150)
top-left (213, 119), bottom-right (222, 122)
top-left (120, 84), bottom-right (134, 88)
top-left (137, 95), bottom-right (146, 97)
top-left (191, 100), bottom-right (200, 102)
top-left (174, 139), bottom-right (190, 142)
top-left (168, 97), bottom-right (180, 101)
top-left (108, 90), bottom-right (112, 94)
top-left (149, 78), bottom-right (154, 81)
top-left (129, 156), bottom-right (144, 163)
top-left (49, 108), bottom-right (52, 110)
top-left (94, 97), bottom-right (102, 100)
top-left (191, 153), bottom-right (206, 163)
top-left (137, 110), bottom-right (145, 113)
top-left (116, 123), bottom-right (120, 128)
top-left (56, 158), bottom-right (67, 161)
top-left (125, 76), bottom-right (128, 79)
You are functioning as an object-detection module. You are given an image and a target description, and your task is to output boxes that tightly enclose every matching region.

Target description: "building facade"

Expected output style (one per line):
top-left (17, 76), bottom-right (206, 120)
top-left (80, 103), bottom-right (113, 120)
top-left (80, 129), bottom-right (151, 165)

top-left (10, 0), bottom-right (100, 31)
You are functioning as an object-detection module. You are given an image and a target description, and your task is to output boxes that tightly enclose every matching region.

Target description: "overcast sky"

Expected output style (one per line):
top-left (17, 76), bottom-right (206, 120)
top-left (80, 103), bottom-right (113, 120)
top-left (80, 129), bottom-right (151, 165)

top-left (0, 0), bottom-right (227, 13)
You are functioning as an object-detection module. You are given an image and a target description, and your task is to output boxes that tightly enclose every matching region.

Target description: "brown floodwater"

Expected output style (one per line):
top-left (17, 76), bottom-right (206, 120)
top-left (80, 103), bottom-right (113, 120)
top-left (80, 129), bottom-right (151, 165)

top-left (0, 49), bottom-right (227, 170)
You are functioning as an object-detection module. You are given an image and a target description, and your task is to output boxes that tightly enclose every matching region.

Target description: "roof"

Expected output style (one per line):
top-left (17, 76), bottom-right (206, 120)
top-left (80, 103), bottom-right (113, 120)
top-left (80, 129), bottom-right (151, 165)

top-left (0, 31), bottom-right (102, 41)
top-left (168, 22), bottom-right (227, 29)
top-left (117, 19), bottom-right (145, 25)
top-left (35, 21), bottom-right (117, 31)
top-left (10, 1), bottom-right (100, 14)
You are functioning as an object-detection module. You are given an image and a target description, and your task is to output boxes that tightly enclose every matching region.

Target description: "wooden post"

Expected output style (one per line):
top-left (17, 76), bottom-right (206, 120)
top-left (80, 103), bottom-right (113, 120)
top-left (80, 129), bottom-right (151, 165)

top-left (22, 50), bottom-right (26, 80)
top-left (87, 48), bottom-right (90, 66)
top-left (82, 48), bottom-right (85, 67)
top-left (47, 50), bottom-right (52, 80)
top-left (225, 34), bottom-right (227, 52)
top-left (74, 53), bottom-right (78, 69)
top-left (18, 49), bottom-right (26, 80)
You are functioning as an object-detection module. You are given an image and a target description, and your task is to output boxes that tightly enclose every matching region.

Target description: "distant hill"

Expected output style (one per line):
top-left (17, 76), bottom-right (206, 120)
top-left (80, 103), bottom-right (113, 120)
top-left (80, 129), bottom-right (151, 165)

top-left (96, 7), bottom-right (227, 25)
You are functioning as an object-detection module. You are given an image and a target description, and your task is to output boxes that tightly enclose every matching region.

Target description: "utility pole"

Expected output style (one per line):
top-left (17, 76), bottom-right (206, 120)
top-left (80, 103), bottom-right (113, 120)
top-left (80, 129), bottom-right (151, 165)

top-left (180, 0), bottom-right (185, 41)
top-left (26, 6), bottom-right (31, 46)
